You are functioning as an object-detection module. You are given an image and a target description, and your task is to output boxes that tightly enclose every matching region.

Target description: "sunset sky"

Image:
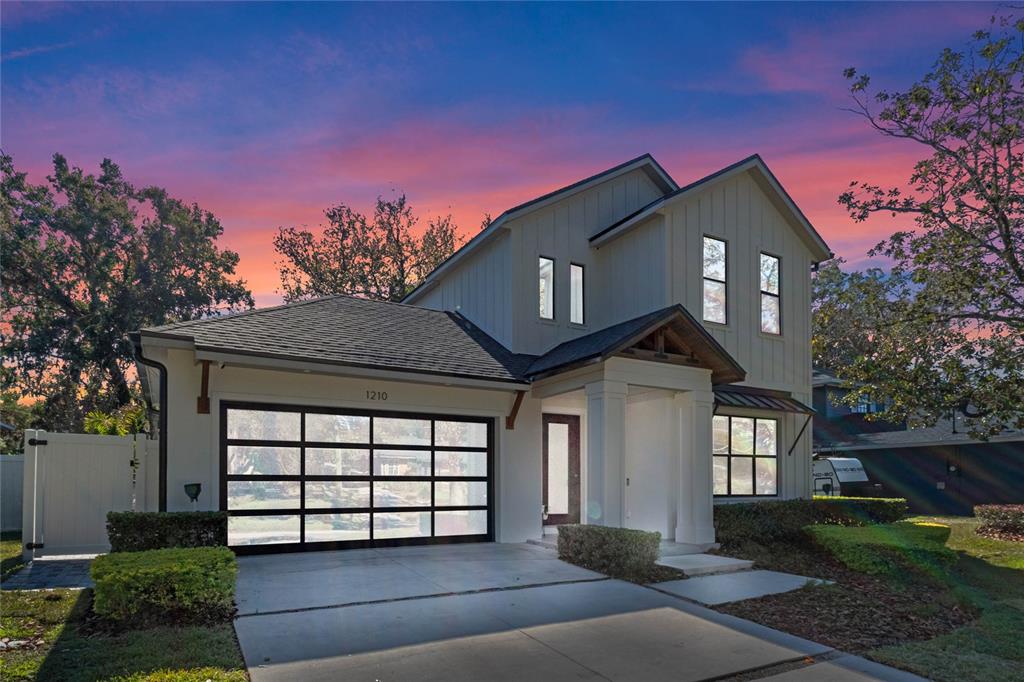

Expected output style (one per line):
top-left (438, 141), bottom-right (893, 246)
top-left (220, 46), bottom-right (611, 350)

top-left (2, 1), bottom-right (998, 305)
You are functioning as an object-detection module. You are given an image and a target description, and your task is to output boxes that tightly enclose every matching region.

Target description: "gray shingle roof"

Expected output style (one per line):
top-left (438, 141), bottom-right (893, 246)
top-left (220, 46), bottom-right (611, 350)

top-left (829, 419), bottom-right (1024, 450)
top-left (141, 296), bottom-right (534, 384)
top-left (524, 304), bottom-right (745, 384)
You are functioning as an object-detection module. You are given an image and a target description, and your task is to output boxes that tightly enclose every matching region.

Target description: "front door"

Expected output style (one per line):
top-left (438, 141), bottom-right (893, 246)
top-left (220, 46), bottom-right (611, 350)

top-left (543, 414), bottom-right (580, 526)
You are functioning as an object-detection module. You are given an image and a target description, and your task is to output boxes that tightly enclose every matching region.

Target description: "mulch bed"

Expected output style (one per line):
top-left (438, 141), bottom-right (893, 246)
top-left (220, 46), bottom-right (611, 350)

top-left (976, 527), bottom-right (1024, 543)
top-left (716, 573), bottom-right (975, 652)
top-left (711, 541), bottom-right (977, 652)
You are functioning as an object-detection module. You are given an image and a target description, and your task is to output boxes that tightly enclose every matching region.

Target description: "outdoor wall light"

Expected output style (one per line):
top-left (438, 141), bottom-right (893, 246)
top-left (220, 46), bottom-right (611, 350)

top-left (184, 482), bottom-right (202, 507)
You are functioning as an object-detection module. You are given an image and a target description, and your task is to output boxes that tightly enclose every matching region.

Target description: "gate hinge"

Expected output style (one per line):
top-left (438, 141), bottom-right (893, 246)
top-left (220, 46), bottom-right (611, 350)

top-left (28, 438), bottom-right (48, 446)
top-left (24, 542), bottom-right (44, 550)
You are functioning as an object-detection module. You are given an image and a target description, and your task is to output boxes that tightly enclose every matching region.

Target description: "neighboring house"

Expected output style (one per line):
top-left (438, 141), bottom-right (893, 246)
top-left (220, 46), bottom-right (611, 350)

top-left (813, 369), bottom-right (1024, 514)
top-left (132, 153), bottom-right (831, 554)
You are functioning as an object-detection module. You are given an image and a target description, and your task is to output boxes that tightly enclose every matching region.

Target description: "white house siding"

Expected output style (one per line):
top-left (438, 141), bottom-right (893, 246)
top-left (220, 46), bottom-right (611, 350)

top-left (149, 346), bottom-right (545, 543)
top-left (659, 172), bottom-right (816, 499)
top-left (415, 231), bottom-right (514, 349)
top-left (664, 171), bottom-right (813, 396)
top-left (593, 215), bottom-right (668, 330)
top-left (507, 167), bottom-right (665, 355)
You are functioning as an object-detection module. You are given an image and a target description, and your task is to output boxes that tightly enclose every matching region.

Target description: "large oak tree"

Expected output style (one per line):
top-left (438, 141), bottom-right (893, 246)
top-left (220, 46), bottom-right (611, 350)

top-left (273, 194), bottom-right (467, 303)
top-left (816, 17), bottom-right (1024, 437)
top-left (1, 154), bottom-right (253, 432)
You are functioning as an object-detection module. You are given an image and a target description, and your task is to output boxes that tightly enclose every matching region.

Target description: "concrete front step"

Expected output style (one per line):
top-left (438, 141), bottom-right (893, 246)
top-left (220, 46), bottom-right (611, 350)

top-left (655, 553), bottom-right (754, 576)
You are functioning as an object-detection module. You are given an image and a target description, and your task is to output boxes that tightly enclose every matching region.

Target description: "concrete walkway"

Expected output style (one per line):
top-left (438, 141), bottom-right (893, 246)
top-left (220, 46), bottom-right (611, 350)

top-left (1, 558), bottom-right (94, 590)
top-left (233, 543), bottom-right (924, 682)
top-left (652, 570), bottom-right (829, 606)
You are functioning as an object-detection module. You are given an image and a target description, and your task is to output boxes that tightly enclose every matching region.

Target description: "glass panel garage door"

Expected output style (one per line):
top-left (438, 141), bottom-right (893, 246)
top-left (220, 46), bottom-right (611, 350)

top-left (221, 402), bottom-right (492, 552)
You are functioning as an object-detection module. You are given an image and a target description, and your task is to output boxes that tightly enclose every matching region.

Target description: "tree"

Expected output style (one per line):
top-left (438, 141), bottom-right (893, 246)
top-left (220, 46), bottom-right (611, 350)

top-left (273, 194), bottom-right (466, 302)
top-left (1, 153), bottom-right (253, 432)
top-left (0, 384), bottom-right (44, 454)
top-left (823, 17), bottom-right (1024, 437)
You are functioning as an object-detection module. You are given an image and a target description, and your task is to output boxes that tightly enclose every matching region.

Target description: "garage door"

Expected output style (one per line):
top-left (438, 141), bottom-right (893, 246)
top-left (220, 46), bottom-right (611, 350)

top-left (220, 401), bottom-right (493, 552)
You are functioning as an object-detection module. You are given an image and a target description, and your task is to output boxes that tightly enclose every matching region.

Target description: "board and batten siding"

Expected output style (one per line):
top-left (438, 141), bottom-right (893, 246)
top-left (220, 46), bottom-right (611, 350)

top-left (416, 231), bottom-right (514, 349)
top-left (663, 171), bottom-right (813, 397)
top-left (506, 167), bottom-right (665, 354)
top-left (593, 215), bottom-right (668, 331)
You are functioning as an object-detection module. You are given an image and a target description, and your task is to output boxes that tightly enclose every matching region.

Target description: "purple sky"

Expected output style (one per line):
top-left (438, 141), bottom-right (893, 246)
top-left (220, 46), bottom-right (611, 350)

top-left (1, 1), bottom-right (998, 304)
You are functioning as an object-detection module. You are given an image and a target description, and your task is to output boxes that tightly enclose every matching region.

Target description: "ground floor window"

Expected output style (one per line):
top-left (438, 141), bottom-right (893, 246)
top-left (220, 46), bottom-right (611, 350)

top-left (221, 402), bottom-right (493, 551)
top-left (713, 415), bottom-right (777, 496)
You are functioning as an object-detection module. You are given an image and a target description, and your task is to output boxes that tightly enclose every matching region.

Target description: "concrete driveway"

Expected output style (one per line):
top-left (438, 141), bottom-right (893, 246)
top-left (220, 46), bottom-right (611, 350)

top-left (233, 543), bottom-right (923, 682)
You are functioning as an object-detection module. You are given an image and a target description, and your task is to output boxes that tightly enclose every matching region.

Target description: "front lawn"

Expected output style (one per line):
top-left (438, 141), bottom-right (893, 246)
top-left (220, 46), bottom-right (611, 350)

top-left (0, 588), bottom-right (248, 681)
top-left (715, 516), bottom-right (1024, 682)
top-left (1, 530), bottom-right (27, 582)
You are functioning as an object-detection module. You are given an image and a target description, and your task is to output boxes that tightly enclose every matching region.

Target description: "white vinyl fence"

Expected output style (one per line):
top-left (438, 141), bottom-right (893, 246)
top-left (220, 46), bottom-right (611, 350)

top-left (1, 455), bottom-right (25, 532)
top-left (22, 431), bottom-right (159, 559)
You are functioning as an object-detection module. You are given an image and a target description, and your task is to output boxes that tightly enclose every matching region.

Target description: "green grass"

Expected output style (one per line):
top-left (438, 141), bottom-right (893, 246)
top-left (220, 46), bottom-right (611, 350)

top-left (1, 530), bottom-right (27, 582)
top-left (0, 589), bottom-right (247, 681)
top-left (866, 516), bottom-right (1024, 682)
top-left (807, 521), bottom-right (957, 577)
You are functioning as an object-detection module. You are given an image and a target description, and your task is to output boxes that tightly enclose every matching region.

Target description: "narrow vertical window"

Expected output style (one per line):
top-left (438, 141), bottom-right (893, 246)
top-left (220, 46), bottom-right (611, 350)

top-left (760, 253), bottom-right (780, 334)
top-left (539, 257), bottom-right (554, 320)
top-left (702, 237), bottom-right (727, 324)
top-left (570, 263), bottom-right (584, 325)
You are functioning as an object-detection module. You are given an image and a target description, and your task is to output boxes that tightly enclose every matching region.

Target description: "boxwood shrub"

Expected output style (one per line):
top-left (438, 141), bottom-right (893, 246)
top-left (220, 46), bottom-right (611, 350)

top-left (91, 546), bottom-right (237, 625)
top-left (807, 522), bottom-right (956, 577)
top-left (107, 511), bottom-right (227, 552)
top-left (557, 524), bottom-right (660, 582)
top-left (713, 497), bottom-right (908, 547)
top-left (975, 504), bottom-right (1024, 535)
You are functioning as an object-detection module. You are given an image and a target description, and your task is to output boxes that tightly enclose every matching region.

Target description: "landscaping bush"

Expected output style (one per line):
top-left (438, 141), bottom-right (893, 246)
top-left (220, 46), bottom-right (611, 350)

top-left (557, 525), bottom-right (660, 582)
top-left (713, 497), bottom-right (908, 547)
top-left (975, 505), bottom-right (1024, 539)
top-left (107, 511), bottom-right (227, 552)
top-left (807, 522), bottom-right (956, 578)
top-left (91, 546), bottom-right (236, 625)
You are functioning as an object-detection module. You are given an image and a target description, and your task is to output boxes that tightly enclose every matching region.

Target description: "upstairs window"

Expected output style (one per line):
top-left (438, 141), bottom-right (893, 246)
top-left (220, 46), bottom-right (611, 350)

top-left (702, 236), bottom-right (727, 324)
top-left (539, 257), bottom-right (554, 320)
top-left (760, 253), bottom-right (781, 335)
top-left (570, 263), bottom-right (584, 325)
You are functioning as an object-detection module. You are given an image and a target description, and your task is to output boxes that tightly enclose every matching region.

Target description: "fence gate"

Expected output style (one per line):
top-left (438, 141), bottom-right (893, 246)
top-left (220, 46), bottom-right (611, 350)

top-left (22, 430), bottom-right (158, 559)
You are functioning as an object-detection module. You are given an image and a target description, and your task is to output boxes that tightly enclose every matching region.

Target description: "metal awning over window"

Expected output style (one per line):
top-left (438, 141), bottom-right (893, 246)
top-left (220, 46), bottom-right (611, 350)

top-left (714, 387), bottom-right (814, 415)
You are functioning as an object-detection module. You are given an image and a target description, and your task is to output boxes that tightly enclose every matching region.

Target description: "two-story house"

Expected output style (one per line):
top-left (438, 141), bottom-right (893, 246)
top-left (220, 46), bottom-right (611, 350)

top-left (133, 153), bottom-right (832, 553)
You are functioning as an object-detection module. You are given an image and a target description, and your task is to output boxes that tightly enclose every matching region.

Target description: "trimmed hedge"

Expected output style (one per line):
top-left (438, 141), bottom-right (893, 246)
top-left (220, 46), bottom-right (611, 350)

top-left (714, 497), bottom-right (908, 547)
top-left (976, 504), bottom-right (1024, 535)
top-left (91, 546), bottom-right (237, 624)
top-left (107, 511), bottom-right (227, 552)
top-left (807, 522), bottom-right (956, 577)
top-left (557, 525), bottom-right (660, 582)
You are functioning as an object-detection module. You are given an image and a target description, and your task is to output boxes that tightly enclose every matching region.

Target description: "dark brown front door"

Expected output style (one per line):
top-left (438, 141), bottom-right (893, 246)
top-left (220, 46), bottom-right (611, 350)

top-left (543, 414), bottom-right (580, 525)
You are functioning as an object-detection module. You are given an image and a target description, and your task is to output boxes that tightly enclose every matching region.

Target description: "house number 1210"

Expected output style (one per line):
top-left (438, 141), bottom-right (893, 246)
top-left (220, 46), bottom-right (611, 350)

top-left (366, 390), bottom-right (388, 401)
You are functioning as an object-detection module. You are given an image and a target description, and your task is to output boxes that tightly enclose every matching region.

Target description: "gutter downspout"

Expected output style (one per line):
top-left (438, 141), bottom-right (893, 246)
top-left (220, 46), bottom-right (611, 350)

top-left (131, 333), bottom-right (168, 512)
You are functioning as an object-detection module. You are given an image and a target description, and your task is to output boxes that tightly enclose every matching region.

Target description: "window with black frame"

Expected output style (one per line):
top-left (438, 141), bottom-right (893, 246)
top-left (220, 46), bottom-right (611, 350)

top-left (222, 403), bottom-right (491, 549)
top-left (712, 415), bottom-right (777, 496)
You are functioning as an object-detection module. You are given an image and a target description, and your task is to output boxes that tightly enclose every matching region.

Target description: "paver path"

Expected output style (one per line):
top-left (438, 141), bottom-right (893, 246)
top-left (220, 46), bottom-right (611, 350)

top-left (1, 558), bottom-right (94, 590)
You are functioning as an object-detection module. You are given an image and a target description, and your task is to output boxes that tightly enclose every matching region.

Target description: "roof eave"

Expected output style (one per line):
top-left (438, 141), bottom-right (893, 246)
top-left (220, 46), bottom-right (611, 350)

top-left (404, 154), bottom-right (678, 304)
top-left (590, 155), bottom-right (834, 263)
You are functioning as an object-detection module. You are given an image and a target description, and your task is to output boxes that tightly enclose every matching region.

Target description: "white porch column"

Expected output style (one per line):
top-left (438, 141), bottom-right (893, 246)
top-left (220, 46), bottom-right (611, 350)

top-left (585, 380), bottom-right (627, 527)
top-left (674, 390), bottom-right (716, 545)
